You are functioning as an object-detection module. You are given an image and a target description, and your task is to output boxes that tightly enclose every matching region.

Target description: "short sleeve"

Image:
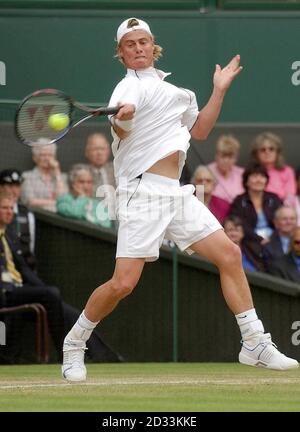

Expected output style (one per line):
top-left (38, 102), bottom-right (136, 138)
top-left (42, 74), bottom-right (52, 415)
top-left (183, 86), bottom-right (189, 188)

top-left (181, 89), bottom-right (199, 131)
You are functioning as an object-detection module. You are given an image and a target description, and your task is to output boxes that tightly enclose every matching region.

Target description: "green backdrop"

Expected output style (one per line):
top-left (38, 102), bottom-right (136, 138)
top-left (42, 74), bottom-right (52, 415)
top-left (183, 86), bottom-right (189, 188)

top-left (1, 7), bottom-right (300, 122)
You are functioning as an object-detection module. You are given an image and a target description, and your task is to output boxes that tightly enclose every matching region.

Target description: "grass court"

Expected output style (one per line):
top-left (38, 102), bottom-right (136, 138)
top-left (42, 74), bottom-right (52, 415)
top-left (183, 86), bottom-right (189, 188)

top-left (0, 363), bottom-right (299, 412)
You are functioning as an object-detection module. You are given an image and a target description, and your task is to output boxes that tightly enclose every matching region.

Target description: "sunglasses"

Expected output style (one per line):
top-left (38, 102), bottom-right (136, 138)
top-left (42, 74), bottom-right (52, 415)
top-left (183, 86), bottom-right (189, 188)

top-left (259, 146), bottom-right (276, 153)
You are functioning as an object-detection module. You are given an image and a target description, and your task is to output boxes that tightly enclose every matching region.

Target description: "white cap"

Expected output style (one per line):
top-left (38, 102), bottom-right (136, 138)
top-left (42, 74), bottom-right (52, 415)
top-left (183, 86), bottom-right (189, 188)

top-left (116, 17), bottom-right (153, 43)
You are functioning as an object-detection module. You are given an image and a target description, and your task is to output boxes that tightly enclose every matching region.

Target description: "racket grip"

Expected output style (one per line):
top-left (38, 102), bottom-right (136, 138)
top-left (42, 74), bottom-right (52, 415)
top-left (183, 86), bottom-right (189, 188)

top-left (100, 106), bottom-right (120, 115)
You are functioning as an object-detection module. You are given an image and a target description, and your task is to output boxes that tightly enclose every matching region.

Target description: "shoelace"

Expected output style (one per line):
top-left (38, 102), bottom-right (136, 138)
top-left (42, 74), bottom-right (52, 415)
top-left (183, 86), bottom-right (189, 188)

top-left (259, 333), bottom-right (278, 349)
top-left (64, 346), bottom-right (87, 367)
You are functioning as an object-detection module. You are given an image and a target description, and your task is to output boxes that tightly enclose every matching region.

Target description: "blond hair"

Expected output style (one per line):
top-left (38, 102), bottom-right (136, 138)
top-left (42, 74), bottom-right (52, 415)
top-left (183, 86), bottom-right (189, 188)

top-left (251, 131), bottom-right (285, 170)
top-left (216, 134), bottom-right (240, 155)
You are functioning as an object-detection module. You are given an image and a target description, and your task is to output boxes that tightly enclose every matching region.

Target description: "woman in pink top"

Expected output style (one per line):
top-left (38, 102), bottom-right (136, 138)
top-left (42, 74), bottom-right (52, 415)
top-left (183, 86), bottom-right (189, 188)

top-left (251, 132), bottom-right (296, 201)
top-left (208, 134), bottom-right (244, 204)
top-left (285, 167), bottom-right (300, 225)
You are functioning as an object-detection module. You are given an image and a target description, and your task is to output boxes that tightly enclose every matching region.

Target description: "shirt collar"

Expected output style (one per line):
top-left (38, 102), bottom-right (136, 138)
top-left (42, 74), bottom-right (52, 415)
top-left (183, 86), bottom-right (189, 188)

top-left (126, 67), bottom-right (171, 80)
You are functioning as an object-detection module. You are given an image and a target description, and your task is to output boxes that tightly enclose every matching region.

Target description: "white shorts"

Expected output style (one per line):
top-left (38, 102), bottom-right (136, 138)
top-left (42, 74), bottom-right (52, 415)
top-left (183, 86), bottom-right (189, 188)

top-left (115, 172), bottom-right (222, 262)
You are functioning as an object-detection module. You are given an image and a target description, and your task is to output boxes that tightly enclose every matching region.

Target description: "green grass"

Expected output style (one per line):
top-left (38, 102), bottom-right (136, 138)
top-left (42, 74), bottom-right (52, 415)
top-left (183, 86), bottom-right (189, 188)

top-left (0, 363), bottom-right (299, 411)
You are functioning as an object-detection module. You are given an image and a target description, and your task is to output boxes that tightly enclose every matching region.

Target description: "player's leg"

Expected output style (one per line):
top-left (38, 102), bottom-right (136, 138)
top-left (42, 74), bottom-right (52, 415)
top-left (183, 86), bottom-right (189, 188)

top-left (62, 258), bottom-right (145, 382)
top-left (190, 229), bottom-right (253, 314)
top-left (190, 230), bottom-right (298, 370)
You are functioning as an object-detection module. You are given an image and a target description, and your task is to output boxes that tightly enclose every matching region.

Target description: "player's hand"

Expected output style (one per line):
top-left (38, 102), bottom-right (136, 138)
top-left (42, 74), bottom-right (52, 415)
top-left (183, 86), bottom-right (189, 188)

top-left (115, 103), bottom-right (136, 120)
top-left (213, 55), bottom-right (243, 93)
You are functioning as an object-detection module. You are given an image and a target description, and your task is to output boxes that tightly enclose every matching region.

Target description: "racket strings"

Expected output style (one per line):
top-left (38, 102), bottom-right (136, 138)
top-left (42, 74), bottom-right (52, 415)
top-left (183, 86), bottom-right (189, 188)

top-left (16, 94), bottom-right (71, 146)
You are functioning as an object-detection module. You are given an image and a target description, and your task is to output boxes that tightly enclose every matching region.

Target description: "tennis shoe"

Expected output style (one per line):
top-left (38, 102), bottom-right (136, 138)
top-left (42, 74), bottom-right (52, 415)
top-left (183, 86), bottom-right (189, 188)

top-left (239, 333), bottom-right (299, 370)
top-left (62, 338), bottom-right (87, 382)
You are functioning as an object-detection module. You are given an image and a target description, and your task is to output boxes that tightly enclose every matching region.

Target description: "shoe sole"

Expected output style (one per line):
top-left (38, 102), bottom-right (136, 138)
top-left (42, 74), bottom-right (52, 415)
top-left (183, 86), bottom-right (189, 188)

top-left (239, 352), bottom-right (299, 370)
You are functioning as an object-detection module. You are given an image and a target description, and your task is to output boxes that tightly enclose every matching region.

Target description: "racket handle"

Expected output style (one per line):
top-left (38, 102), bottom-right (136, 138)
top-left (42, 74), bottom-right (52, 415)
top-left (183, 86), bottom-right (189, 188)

top-left (98, 106), bottom-right (120, 116)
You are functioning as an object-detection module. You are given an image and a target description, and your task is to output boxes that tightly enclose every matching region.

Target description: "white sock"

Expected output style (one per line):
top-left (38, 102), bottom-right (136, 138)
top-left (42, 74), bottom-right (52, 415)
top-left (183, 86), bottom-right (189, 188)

top-left (65, 310), bottom-right (99, 343)
top-left (235, 308), bottom-right (264, 343)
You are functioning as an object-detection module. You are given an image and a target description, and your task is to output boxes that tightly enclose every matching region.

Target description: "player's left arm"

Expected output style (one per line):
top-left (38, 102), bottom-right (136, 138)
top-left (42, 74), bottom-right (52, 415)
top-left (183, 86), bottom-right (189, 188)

top-left (191, 55), bottom-right (242, 140)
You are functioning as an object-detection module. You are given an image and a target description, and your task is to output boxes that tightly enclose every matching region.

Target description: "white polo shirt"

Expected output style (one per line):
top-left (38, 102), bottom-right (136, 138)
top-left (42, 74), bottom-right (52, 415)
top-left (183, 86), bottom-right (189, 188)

top-left (108, 67), bottom-right (199, 182)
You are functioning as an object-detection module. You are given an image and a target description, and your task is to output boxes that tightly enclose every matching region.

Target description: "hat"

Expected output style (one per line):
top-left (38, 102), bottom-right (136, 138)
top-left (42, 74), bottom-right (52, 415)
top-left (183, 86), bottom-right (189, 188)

top-left (0, 169), bottom-right (23, 185)
top-left (116, 17), bottom-right (152, 43)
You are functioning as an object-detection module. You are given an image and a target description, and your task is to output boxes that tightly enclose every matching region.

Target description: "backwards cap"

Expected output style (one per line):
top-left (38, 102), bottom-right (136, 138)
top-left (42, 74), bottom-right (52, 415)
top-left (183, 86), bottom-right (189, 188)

top-left (116, 17), bottom-right (153, 43)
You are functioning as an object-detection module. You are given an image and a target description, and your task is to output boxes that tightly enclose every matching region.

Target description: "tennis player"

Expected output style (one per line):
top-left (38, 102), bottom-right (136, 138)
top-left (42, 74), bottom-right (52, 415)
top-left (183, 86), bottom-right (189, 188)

top-left (62, 18), bottom-right (298, 381)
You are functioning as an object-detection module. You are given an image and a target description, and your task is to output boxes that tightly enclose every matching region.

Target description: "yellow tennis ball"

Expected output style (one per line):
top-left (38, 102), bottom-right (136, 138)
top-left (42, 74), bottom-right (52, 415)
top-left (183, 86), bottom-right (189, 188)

top-left (48, 113), bottom-right (69, 131)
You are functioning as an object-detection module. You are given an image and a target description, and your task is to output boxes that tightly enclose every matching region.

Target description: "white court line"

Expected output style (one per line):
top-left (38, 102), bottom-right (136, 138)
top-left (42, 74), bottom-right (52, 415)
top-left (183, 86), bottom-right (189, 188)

top-left (1, 377), bottom-right (300, 390)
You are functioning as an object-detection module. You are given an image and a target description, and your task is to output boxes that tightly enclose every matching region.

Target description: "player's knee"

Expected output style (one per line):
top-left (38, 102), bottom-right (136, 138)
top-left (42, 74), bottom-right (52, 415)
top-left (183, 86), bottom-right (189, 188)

top-left (110, 278), bottom-right (137, 299)
top-left (220, 242), bottom-right (242, 268)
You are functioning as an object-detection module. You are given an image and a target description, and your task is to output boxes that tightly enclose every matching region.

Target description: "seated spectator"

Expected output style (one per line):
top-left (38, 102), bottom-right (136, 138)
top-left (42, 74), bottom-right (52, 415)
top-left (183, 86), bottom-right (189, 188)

top-left (0, 169), bottom-right (36, 270)
top-left (207, 134), bottom-right (244, 204)
top-left (21, 143), bottom-right (68, 212)
top-left (251, 132), bottom-right (296, 201)
top-left (284, 167), bottom-right (300, 225)
top-left (0, 191), bottom-right (122, 363)
top-left (268, 227), bottom-right (300, 283)
top-left (85, 133), bottom-right (116, 194)
top-left (223, 215), bottom-right (258, 272)
top-left (191, 165), bottom-right (230, 224)
top-left (230, 162), bottom-right (282, 271)
top-left (57, 164), bottom-right (112, 228)
top-left (263, 206), bottom-right (297, 270)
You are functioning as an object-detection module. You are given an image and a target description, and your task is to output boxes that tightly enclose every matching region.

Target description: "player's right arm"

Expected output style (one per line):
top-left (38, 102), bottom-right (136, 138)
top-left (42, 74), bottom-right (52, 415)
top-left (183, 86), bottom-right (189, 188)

top-left (111, 103), bottom-right (136, 139)
top-left (108, 77), bottom-right (144, 140)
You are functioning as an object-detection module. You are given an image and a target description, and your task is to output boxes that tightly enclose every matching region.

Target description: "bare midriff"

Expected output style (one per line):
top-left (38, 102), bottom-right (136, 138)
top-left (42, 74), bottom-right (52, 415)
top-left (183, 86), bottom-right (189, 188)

top-left (146, 151), bottom-right (180, 179)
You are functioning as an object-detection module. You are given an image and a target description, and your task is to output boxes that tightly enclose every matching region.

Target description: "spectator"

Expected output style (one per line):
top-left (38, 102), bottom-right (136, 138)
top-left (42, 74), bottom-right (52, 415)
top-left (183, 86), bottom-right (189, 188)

top-left (268, 227), bottom-right (300, 283)
top-left (57, 164), bottom-right (112, 228)
top-left (207, 134), bottom-right (244, 204)
top-left (251, 132), bottom-right (296, 201)
top-left (192, 165), bottom-right (230, 224)
top-left (85, 133), bottom-right (116, 194)
top-left (263, 206), bottom-right (297, 270)
top-left (223, 215), bottom-right (258, 272)
top-left (0, 191), bottom-right (122, 363)
top-left (0, 169), bottom-right (36, 270)
top-left (230, 162), bottom-right (282, 271)
top-left (21, 143), bottom-right (68, 212)
top-left (284, 167), bottom-right (300, 225)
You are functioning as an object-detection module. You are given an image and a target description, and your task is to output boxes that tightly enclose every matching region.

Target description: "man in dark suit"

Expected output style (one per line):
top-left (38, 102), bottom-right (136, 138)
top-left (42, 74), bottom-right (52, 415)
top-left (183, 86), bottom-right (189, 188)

top-left (0, 190), bottom-right (122, 362)
top-left (268, 227), bottom-right (300, 283)
top-left (0, 190), bottom-right (65, 359)
top-left (263, 206), bottom-right (297, 270)
top-left (0, 169), bottom-right (36, 270)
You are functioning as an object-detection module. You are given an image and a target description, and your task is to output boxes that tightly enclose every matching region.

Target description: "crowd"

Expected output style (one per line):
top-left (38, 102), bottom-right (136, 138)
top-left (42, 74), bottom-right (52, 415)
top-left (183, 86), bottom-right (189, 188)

top-left (2, 129), bottom-right (300, 283)
top-left (191, 131), bottom-right (300, 280)
top-left (1, 128), bottom-right (300, 363)
top-left (0, 132), bottom-right (121, 364)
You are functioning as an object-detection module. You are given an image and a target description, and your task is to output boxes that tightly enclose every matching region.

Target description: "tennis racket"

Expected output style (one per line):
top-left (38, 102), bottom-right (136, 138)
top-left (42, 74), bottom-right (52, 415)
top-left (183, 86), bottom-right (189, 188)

top-left (15, 88), bottom-right (119, 147)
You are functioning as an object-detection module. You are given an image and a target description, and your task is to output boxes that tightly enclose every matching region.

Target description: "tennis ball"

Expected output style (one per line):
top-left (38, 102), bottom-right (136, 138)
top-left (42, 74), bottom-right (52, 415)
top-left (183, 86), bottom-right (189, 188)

top-left (48, 113), bottom-right (69, 131)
